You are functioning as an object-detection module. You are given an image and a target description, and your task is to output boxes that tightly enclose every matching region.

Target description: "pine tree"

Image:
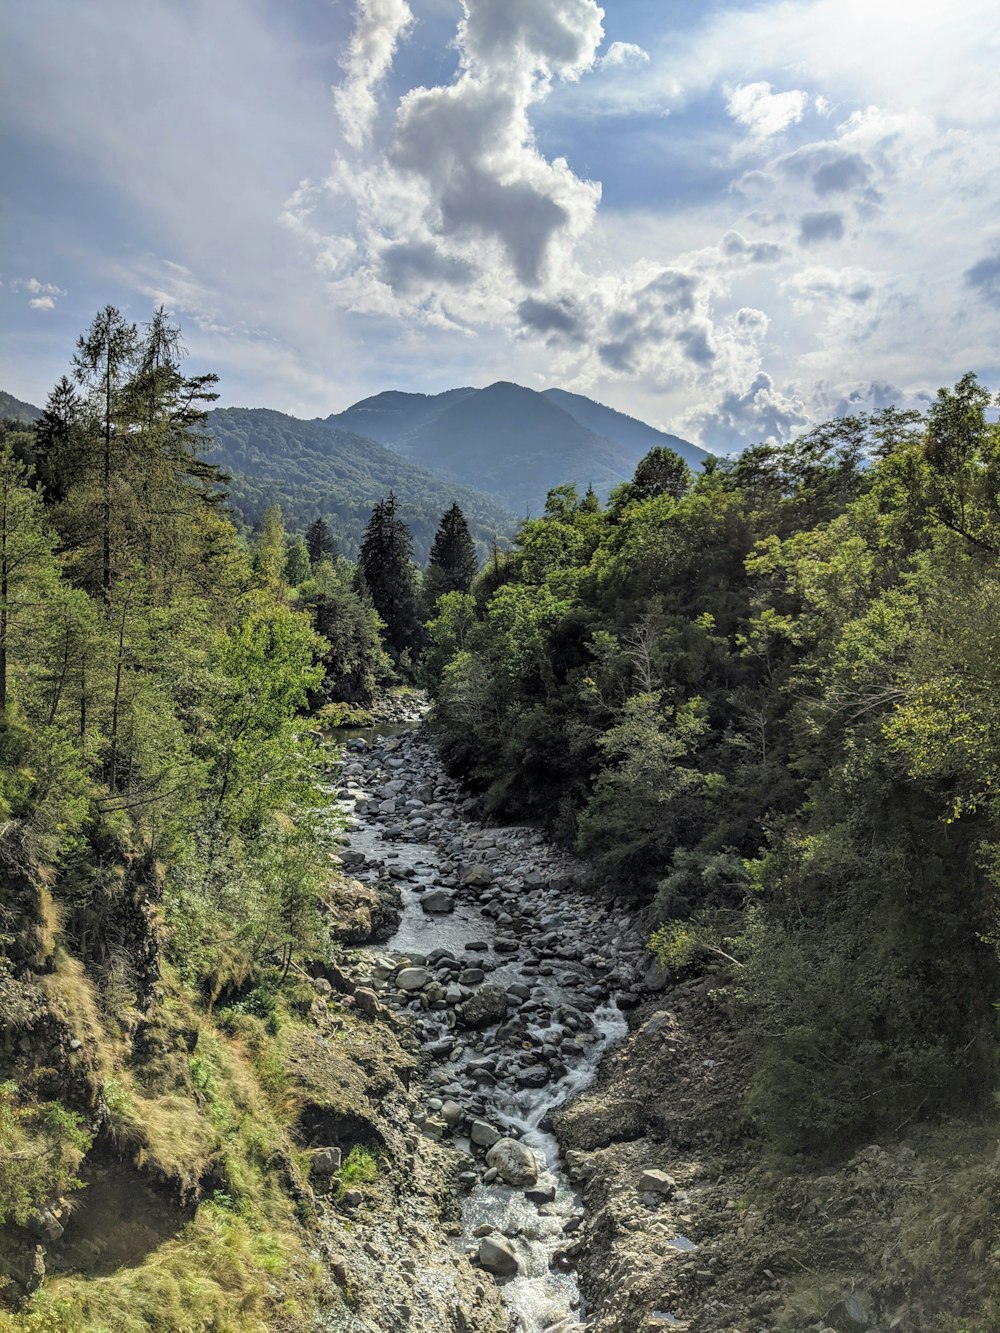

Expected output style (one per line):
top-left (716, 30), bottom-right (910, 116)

top-left (423, 503), bottom-right (478, 614)
top-left (305, 517), bottom-right (337, 565)
top-left (357, 492), bottom-right (421, 662)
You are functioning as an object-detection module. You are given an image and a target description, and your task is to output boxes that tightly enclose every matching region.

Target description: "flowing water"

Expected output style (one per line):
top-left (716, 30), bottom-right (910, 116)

top-left (330, 717), bottom-right (638, 1332)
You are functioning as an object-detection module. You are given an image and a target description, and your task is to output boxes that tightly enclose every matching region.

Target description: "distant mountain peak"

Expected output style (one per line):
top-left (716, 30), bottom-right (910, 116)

top-left (326, 381), bottom-right (705, 513)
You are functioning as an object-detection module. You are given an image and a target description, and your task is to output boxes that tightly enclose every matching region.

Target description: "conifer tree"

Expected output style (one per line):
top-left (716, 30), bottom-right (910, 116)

top-left (358, 492), bottom-right (421, 661)
top-left (305, 517), bottom-right (337, 565)
top-left (423, 503), bottom-right (478, 613)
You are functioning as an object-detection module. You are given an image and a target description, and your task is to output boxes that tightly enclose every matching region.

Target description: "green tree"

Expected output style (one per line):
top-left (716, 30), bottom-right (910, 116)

top-left (71, 305), bottom-right (139, 594)
top-left (357, 492), bottom-right (421, 663)
top-left (283, 534), bottom-right (310, 588)
top-left (423, 503), bottom-right (479, 613)
top-left (305, 517), bottom-right (337, 565)
top-left (0, 448), bottom-right (60, 710)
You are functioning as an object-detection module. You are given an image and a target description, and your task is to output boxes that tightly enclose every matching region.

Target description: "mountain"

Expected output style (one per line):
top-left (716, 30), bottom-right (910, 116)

top-left (326, 381), bottom-right (706, 513)
top-left (0, 390), bottom-right (42, 423)
top-left (202, 407), bottom-right (516, 563)
top-left (540, 388), bottom-right (702, 471)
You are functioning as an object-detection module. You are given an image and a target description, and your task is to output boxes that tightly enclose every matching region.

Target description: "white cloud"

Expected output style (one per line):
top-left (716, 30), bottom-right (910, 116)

top-left (600, 41), bottom-right (650, 68)
top-left (13, 277), bottom-right (64, 310)
top-left (727, 81), bottom-right (809, 140)
top-left (333, 0), bottom-right (414, 149)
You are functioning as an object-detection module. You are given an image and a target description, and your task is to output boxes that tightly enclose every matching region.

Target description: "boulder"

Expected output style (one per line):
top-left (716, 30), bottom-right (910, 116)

top-left (310, 1147), bottom-right (342, 1176)
top-left (353, 987), bottom-right (384, 1018)
top-left (461, 984), bottom-right (508, 1028)
top-left (470, 1119), bottom-right (501, 1148)
top-left (638, 1168), bottom-right (676, 1197)
top-left (478, 1235), bottom-right (519, 1277)
top-left (460, 864), bottom-right (493, 888)
top-left (397, 967), bottom-right (432, 991)
top-left (421, 889), bottom-right (455, 914)
top-left (486, 1137), bottom-right (539, 1188)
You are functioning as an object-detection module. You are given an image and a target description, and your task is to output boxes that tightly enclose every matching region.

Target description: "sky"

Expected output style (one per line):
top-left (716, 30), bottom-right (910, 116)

top-left (2, 0), bottom-right (998, 451)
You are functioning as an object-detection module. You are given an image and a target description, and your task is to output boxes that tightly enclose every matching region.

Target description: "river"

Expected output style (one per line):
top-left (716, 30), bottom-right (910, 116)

top-left (329, 714), bottom-right (647, 1332)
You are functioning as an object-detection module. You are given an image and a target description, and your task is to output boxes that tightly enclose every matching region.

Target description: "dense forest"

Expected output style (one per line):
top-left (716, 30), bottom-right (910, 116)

top-left (425, 379), bottom-right (1000, 1150)
top-left (0, 309), bottom-right (478, 1327)
top-left (4, 306), bottom-right (1000, 1329)
top-left (201, 406), bottom-right (516, 564)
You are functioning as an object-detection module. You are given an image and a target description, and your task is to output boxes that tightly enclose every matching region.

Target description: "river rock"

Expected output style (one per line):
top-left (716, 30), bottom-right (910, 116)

top-left (460, 984), bottom-right (508, 1028)
top-left (638, 1168), bottom-right (676, 1197)
top-left (460, 864), bottom-right (493, 888)
top-left (397, 967), bottom-right (432, 991)
top-left (421, 889), bottom-right (455, 913)
top-left (470, 1119), bottom-right (501, 1148)
top-left (486, 1138), bottom-right (539, 1187)
top-left (310, 1147), bottom-right (342, 1176)
top-left (441, 1100), bottom-right (463, 1129)
top-left (353, 987), bottom-right (385, 1018)
top-left (478, 1235), bottom-right (519, 1276)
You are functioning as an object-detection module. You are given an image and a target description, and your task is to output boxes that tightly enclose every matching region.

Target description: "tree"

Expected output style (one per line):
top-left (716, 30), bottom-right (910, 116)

top-left (357, 493), bottom-right (421, 662)
top-left (0, 449), bottom-right (59, 709)
top-left (253, 505), bottom-right (286, 590)
top-left (305, 517), bottom-right (337, 565)
top-left (283, 535), bottom-right (310, 588)
top-left (609, 447), bottom-right (691, 516)
top-left (423, 503), bottom-right (479, 614)
top-left (72, 306), bottom-right (139, 594)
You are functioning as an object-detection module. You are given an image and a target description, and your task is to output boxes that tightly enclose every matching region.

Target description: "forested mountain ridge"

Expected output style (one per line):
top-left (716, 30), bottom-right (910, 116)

top-left (0, 391), bottom-right (41, 424)
top-left (426, 376), bottom-right (1000, 1152)
top-left (326, 380), bottom-right (707, 513)
top-left (198, 405), bottom-right (517, 561)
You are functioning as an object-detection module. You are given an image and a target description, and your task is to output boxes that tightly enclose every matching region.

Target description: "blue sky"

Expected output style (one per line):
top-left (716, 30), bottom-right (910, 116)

top-left (2, 0), bottom-right (998, 450)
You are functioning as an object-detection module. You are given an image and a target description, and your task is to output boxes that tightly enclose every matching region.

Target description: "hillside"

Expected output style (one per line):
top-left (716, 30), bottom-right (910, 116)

top-left (327, 381), bottom-right (706, 514)
top-left (0, 390), bottom-right (42, 424)
top-left (201, 406), bottom-right (516, 562)
top-left (540, 387), bottom-right (704, 470)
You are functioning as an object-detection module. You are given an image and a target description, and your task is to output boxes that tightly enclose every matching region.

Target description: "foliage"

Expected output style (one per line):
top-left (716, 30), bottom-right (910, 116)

top-left (425, 386), bottom-right (1000, 1152)
top-left (0, 1082), bottom-right (91, 1227)
top-left (357, 493), bottom-right (422, 666)
top-left (199, 406), bottom-right (516, 564)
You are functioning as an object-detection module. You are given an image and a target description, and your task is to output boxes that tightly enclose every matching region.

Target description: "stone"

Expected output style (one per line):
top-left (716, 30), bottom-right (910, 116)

top-left (460, 864), bottom-right (494, 888)
top-left (478, 1235), bottom-right (519, 1277)
top-left (310, 1147), bottom-right (342, 1176)
top-left (353, 988), bottom-right (384, 1018)
top-left (638, 1168), bottom-right (676, 1197)
top-left (397, 967), bottom-right (432, 991)
top-left (525, 1179), bottom-right (557, 1204)
top-left (441, 1100), bottom-right (463, 1129)
top-left (470, 1120), bottom-right (501, 1148)
top-left (461, 984), bottom-right (508, 1028)
top-left (486, 1138), bottom-right (539, 1188)
top-left (421, 889), bottom-right (455, 913)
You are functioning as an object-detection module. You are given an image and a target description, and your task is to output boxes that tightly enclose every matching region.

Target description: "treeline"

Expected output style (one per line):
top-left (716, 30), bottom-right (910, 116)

top-left (0, 308), bottom-right (479, 1000)
top-left (424, 376), bottom-right (1000, 1152)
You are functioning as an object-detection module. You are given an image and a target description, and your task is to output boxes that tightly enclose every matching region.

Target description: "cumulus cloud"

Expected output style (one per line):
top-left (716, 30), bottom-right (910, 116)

top-left (727, 81), bottom-right (809, 140)
top-left (690, 371), bottom-right (810, 451)
top-left (12, 277), bottom-right (64, 310)
top-left (965, 246), bottom-right (1000, 301)
top-left (517, 295), bottom-right (589, 342)
top-left (600, 41), bottom-right (650, 68)
top-left (721, 230), bottom-right (784, 263)
top-left (798, 210), bottom-right (844, 244)
top-left (333, 0), bottom-right (414, 149)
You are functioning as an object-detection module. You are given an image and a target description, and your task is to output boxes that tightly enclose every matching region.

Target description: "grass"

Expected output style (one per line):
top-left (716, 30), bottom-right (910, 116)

top-left (0, 969), bottom-right (337, 1332)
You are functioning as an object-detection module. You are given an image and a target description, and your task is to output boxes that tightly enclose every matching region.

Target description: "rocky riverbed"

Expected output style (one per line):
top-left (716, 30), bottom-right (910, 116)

top-left (324, 714), bottom-right (664, 1332)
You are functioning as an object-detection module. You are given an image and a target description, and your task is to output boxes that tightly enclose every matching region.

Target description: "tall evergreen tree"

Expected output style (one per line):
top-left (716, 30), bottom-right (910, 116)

top-left (358, 492), bottom-right (421, 662)
top-left (305, 517), bottom-right (337, 565)
top-left (423, 503), bottom-right (478, 613)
